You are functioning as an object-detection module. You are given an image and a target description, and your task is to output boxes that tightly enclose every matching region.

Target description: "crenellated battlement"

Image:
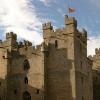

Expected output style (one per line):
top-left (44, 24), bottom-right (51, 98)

top-left (64, 15), bottom-right (77, 28)
top-left (81, 28), bottom-right (87, 37)
top-left (23, 40), bottom-right (32, 46)
top-left (18, 40), bottom-right (32, 48)
top-left (42, 22), bottom-right (55, 39)
top-left (42, 15), bottom-right (87, 46)
top-left (18, 42), bottom-right (49, 57)
top-left (76, 28), bottom-right (87, 44)
top-left (42, 15), bottom-right (78, 40)
top-left (0, 14), bottom-right (95, 100)
top-left (18, 41), bottom-right (24, 48)
top-left (0, 40), bottom-right (3, 44)
top-left (6, 32), bottom-right (17, 40)
top-left (43, 22), bottom-right (53, 30)
top-left (95, 48), bottom-right (100, 55)
top-left (0, 15), bottom-right (88, 53)
top-left (92, 48), bottom-right (100, 61)
top-left (54, 28), bottom-right (64, 35)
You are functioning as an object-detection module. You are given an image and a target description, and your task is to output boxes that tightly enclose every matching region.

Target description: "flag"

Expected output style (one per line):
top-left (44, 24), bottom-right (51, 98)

top-left (68, 7), bottom-right (75, 13)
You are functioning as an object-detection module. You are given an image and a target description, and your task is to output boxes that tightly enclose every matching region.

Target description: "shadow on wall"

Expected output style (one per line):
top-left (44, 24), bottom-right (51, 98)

top-left (45, 43), bottom-right (75, 100)
top-left (93, 70), bottom-right (100, 100)
top-left (0, 78), bottom-right (7, 100)
top-left (0, 43), bottom-right (75, 100)
top-left (5, 50), bottom-right (44, 100)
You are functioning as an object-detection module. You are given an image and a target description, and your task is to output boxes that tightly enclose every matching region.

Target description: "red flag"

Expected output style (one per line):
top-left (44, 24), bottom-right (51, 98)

top-left (68, 7), bottom-right (75, 13)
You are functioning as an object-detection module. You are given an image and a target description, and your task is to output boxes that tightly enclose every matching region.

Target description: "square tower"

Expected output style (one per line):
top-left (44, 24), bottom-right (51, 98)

top-left (42, 15), bottom-right (93, 100)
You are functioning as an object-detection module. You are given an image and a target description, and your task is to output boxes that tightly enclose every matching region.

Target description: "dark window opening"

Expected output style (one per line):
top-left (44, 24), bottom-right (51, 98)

top-left (36, 89), bottom-right (39, 94)
top-left (23, 91), bottom-right (31, 100)
top-left (81, 77), bottom-right (84, 84)
top-left (14, 89), bottom-right (17, 95)
top-left (81, 61), bottom-right (82, 69)
top-left (0, 82), bottom-right (1, 86)
top-left (24, 77), bottom-right (28, 84)
top-left (23, 59), bottom-right (30, 71)
top-left (82, 96), bottom-right (84, 100)
top-left (95, 76), bottom-right (98, 81)
top-left (55, 40), bottom-right (58, 48)
top-left (80, 43), bottom-right (82, 51)
top-left (2, 56), bottom-right (5, 59)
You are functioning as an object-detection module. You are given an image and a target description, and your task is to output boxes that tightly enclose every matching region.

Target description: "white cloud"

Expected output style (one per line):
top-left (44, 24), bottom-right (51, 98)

top-left (0, 0), bottom-right (43, 45)
top-left (87, 35), bottom-right (100, 56)
top-left (39, 0), bottom-right (57, 6)
top-left (0, 0), bottom-right (99, 56)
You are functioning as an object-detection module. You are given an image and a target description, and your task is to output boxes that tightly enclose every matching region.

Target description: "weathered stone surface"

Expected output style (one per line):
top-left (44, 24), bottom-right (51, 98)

top-left (92, 48), bottom-right (100, 100)
top-left (0, 16), bottom-right (93, 100)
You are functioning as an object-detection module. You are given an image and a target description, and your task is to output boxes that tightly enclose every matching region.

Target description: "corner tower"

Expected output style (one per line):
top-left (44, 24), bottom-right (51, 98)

top-left (42, 15), bottom-right (93, 100)
top-left (5, 32), bottom-right (17, 51)
top-left (92, 48), bottom-right (100, 100)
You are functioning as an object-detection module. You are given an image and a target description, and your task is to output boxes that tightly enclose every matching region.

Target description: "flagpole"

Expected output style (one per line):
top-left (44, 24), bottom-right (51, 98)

top-left (67, 0), bottom-right (70, 16)
top-left (67, 0), bottom-right (76, 16)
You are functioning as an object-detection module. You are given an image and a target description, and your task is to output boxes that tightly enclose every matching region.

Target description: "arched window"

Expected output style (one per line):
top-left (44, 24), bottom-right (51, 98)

top-left (23, 91), bottom-right (31, 100)
top-left (24, 77), bottom-right (28, 84)
top-left (23, 59), bottom-right (30, 71)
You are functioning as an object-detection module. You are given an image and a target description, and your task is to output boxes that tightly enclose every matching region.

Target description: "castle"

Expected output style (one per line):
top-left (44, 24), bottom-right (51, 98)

top-left (0, 15), bottom-right (99, 100)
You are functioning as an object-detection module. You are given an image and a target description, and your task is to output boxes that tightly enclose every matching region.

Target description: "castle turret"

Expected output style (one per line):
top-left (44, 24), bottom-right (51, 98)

top-left (64, 15), bottom-right (77, 34)
top-left (6, 32), bottom-right (17, 40)
top-left (5, 32), bottom-right (18, 51)
top-left (42, 22), bottom-right (55, 43)
top-left (95, 48), bottom-right (100, 55)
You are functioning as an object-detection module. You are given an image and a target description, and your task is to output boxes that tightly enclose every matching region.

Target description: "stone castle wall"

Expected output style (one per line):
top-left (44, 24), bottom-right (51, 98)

top-left (0, 15), bottom-right (93, 100)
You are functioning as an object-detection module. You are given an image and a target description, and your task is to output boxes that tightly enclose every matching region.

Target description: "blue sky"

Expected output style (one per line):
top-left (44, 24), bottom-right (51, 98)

top-left (0, 0), bottom-right (100, 55)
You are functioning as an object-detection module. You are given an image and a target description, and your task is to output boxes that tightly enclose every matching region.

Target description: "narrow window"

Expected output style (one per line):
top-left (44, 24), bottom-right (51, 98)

top-left (55, 40), bottom-right (58, 48)
top-left (82, 96), bottom-right (84, 100)
top-left (23, 59), bottom-right (30, 71)
top-left (24, 77), bottom-right (28, 84)
top-left (14, 89), bottom-right (17, 95)
top-left (80, 43), bottom-right (82, 51)
top-left (2, 56), bottom-right (5, 59)
top-left (0, 82), bottom-right (1, 86)
top-left (95, 76), bottom-right (98, 81)
top-left (23, 91), bottom-right (31, 100)
top-left (81, 77), bottom-right (84, 84)
top-left (35, 89), bottom-right (39, 94)
top-left (81, 61), bottom-right (82, 69)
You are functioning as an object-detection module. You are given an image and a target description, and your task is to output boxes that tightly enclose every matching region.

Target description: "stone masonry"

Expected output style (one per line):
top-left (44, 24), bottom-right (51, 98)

top-left (91, 48), bottom-right (100, 100)
top-left (0, 15), bottom-right (94, 100)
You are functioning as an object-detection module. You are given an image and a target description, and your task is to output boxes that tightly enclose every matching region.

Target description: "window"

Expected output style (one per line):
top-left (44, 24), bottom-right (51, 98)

top-left (24, 77), bottom-right (28, 84)
top-left (81, 77), bottom-right (84, 84)
top-left (23, 91), bottom-right (31, 100)
top-left (82, 96), bottom-right (84, 100)
top-left (0, 82), bottom-right (1, 86)
top-left (23, 59), bottom-right (30, 71)
top-left (80, 43), bottom-right (82, 51)
top-left (94, 76), bottom-right (98, 81)
top-left (2, 56), bottom-right (5, 59)
top-left (35, 89), bottom-right (39, 94)
top-left (81, 61), bottom-right (82, 69)
top-left (14, 89), bottom-right (17, 95)
top-left (55, 40), bottom-right (58, 48)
